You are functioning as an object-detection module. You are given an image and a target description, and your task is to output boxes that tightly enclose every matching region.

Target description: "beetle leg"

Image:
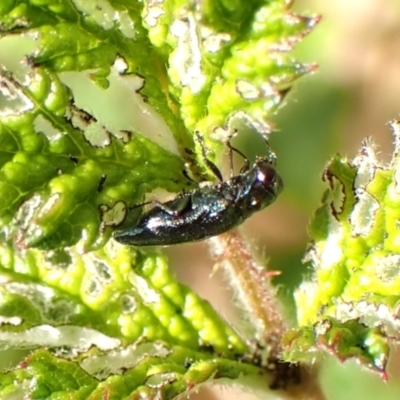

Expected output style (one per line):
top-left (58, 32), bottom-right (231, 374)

top-left (195, 131), bottom-right (223, 182)
top-left (128, 200), bottom-right (152, 210)
top-left (129, 198), bottom-right (191, 216)
top-left (182, 168), bottom-right (197, 184)
top-left (227, 132), bottom-right (250, 175)
top-left (150, 201), bottom-right (179, 216)
top-left (153, 197), bottom-right (192, 216)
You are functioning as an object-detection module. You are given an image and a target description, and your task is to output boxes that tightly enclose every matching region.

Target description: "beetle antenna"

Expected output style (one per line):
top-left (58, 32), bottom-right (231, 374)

top-left (227, 130), bottom-right (250, 175)
top-left (261, 137), bottom-right (277, 165)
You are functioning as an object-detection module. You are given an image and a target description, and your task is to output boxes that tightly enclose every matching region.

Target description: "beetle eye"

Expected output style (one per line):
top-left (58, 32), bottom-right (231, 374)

top-left (257, 170), bottom-right (267, 182)
top-left (255, 161), bottom-right (283, 195)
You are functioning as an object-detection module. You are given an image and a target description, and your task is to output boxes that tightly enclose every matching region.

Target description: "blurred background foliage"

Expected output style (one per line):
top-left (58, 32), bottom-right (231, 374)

top-left (172, 1), bottom-right (400, 399)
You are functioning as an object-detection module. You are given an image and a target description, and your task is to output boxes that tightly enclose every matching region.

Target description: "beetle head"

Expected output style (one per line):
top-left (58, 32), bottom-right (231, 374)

top-left (247, 159), bottom-right (283, 210)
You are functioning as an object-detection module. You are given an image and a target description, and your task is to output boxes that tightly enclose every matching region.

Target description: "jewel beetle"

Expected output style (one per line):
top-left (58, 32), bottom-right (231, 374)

top-left (113, 134), bottom-right (283, 246)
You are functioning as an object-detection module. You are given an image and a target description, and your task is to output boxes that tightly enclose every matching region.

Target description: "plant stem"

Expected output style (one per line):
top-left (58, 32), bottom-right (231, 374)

top-left (208, 229), bottom-right (326, 400)
top-left (209, 229), bottom-right (286, 344)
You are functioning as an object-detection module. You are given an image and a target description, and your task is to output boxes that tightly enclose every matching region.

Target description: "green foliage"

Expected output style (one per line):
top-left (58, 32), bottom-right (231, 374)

top-left (0, 347), bottom-right (261, 399)
top-left (284, 121), bottom-right (400, 377)
top-left (0, 0), bottom-right (317, 398)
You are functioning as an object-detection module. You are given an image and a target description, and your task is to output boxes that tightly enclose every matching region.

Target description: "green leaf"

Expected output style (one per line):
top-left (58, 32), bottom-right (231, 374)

top-left (0, 244), bottom-right (258, 397)
top-left (0, 0), bottom-right (318, 397)
top-left (284, 121), bottom-right (400, 376)
top-left (0, 0), bottom-right (317, 250)
top-left (282, 318), bottom-right (389, 378)
top-left (0, 347), bottom-right (262, 399)
top-left (0, 244), bottom-right (247, 351)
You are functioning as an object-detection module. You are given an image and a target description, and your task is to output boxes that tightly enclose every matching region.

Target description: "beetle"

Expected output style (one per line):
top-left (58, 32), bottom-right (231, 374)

top-left (113, 133), bottom-right (283, 246)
